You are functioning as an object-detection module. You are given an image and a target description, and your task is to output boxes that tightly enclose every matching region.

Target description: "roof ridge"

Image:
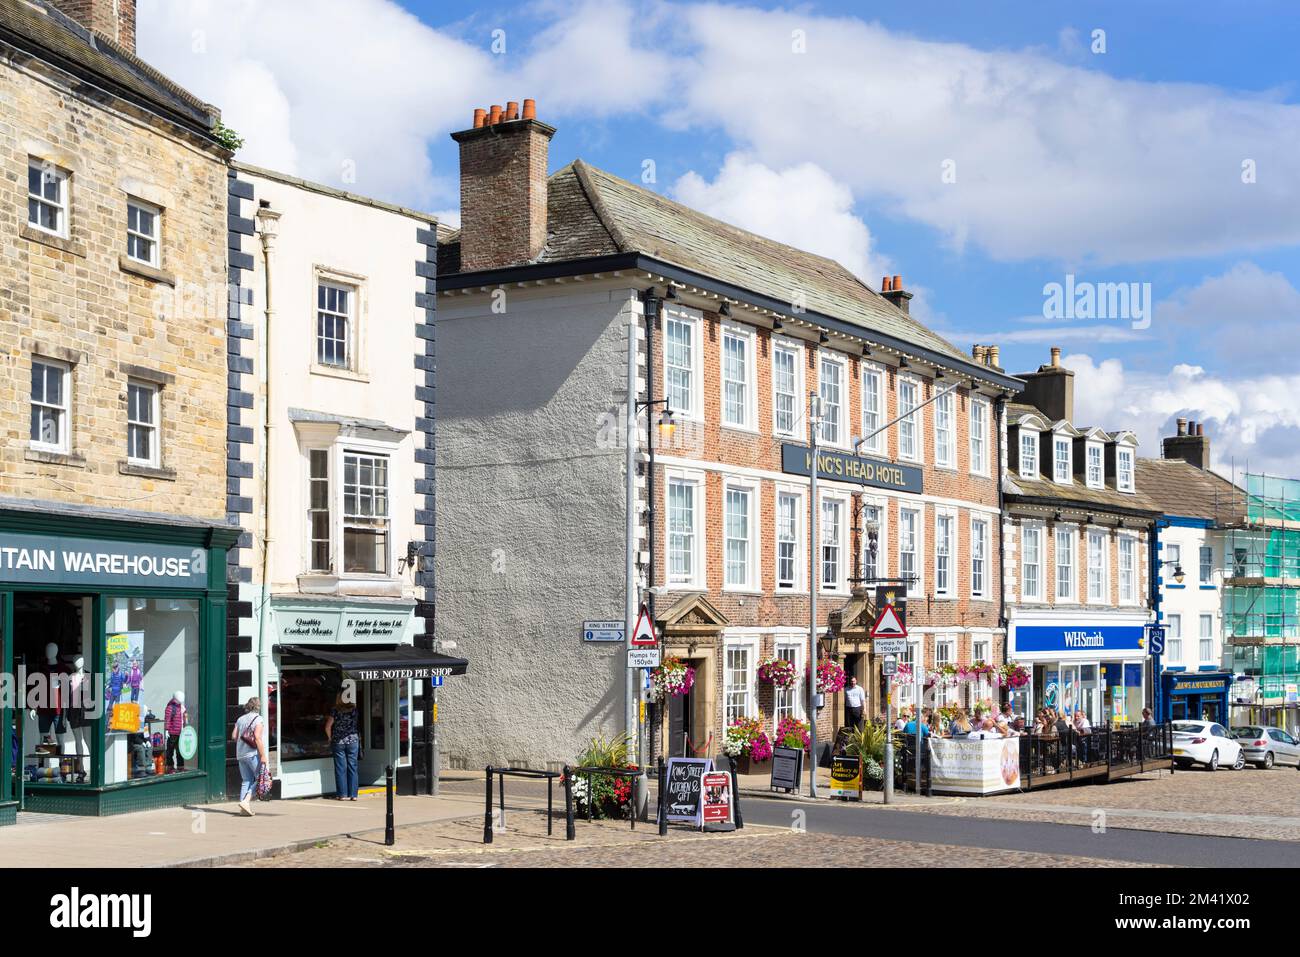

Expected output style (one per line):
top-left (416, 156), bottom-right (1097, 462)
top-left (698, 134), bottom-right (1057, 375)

top-left (570, 159), bottom-right (630, 253)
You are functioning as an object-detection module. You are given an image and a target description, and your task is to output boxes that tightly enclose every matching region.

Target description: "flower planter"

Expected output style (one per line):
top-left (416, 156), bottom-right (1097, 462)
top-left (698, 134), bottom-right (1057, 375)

top-left (734, 754), bottom-right (770, 776)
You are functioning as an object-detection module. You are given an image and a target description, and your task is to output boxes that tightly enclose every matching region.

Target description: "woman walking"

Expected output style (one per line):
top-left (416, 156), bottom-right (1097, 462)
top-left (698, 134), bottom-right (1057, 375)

top-left (232, 697), bottom-right (267, 816)
top-left (324, 692), bottom-right (361, 800)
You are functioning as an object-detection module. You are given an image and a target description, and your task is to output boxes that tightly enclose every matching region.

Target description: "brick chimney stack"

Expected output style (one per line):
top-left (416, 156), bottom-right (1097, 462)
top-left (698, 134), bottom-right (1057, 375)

top-left (881, 274), bottom-right (913, 314)
top-left (48, 0), bottom-right (136, 52)
top-left (1016, 345), bottom-right (1074, 423)
top-left (1164, 419), bottom-right (1211, 469)
top-left (451, 99), bottom-right (555, 272)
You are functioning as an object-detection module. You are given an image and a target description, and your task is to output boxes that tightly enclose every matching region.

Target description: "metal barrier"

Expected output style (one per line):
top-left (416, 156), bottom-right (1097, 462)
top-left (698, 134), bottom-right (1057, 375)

top-left (1019, 722), bottom-right (1175, 789)
top-left (483, 766), bottom-right (566, 844)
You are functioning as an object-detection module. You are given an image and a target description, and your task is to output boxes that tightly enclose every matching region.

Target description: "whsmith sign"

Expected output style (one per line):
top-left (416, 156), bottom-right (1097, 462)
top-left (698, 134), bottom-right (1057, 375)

top-left (0, 532), bottom-right (207, 589)
top-left (781, 444), bottom-right (923, 495)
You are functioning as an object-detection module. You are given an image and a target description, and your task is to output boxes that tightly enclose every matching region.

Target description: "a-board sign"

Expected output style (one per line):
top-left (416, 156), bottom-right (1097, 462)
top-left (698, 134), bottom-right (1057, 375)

top-left (829, 755), bottom-right (863, 799)
top-left (770, 746), bottom-right (803, 791)
top-left (664, 757), bottom-right (712, 823)
top-left (700, 771), bottom-right (735, 830)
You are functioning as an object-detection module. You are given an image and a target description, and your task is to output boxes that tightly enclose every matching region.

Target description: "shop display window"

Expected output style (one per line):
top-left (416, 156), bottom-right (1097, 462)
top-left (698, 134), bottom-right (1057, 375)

top-left (103, 597), bottom-right (200, 784)
top-left (15, 595), bottom-right (91, 786)
top-left (280, 668), bottom-right (344, 761)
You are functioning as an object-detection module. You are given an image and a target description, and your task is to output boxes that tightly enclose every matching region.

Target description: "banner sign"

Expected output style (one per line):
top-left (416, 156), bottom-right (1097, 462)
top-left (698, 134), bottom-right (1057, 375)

top-left (665, 757), bottom-right (712, 823)
top-left (829, 755), bottom-right (862, 799)
top-left (782, 444), bottom-right (923, 495)
top-left (929, 737), bottom-right (1021, 795)
top-left (0, 532), bottom-right (207, 589)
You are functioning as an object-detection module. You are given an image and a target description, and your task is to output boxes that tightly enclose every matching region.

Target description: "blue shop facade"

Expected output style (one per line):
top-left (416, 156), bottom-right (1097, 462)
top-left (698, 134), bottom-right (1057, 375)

top-left (1007, 608), bottom-right (1155, 725)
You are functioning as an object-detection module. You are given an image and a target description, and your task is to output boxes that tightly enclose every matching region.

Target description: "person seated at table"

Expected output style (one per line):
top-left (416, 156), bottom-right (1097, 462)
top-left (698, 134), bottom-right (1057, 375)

top-left (1072, 709), bottom-right (1093, 760)
top-left (903, 709), bottom-right (932, 738)
top-left (1012, 717), bottom-right (1027, 734)
top-left (968, 717), bottom-right (1001, 739)
top-left (996, 721), bottom-right (1015, 737)
top-left (999, 703), bottom-right (1017, 725)
top-left (971, 705), bottom-right (986, 727)
top-left (948, 711), bottom-right (973, 737)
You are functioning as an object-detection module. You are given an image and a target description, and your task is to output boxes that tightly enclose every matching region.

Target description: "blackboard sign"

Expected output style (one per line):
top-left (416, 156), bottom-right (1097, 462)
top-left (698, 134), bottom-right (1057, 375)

top-left (665, 757), bottom-right (712, 823)
top-left (770, 746), bottom-right (803, 792)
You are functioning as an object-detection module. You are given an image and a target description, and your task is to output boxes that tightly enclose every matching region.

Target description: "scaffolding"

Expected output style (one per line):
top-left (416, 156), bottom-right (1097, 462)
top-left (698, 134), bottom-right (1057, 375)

top-left (1223, 471), bottom-right (1300, 731)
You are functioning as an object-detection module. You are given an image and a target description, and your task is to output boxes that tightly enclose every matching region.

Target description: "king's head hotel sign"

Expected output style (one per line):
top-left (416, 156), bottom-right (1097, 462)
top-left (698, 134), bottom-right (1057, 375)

top-left (781, 444), bottom-right (924, 495)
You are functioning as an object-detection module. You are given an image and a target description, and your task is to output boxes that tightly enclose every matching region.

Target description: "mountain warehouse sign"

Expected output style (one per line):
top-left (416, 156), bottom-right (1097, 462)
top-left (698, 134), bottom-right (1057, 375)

top-left (0, 532), bottom-right (207, 589)
top-left (781, 444), bottom-right (923, 495)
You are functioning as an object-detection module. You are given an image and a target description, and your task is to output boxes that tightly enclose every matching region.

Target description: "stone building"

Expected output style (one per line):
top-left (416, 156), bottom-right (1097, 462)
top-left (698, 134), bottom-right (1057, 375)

top-left (1002, 348), bottom-right (1159, 726)
top-left (0, 0), bottom-right (236, 820)
top-left (435, 101), bottom-right (1022, 769)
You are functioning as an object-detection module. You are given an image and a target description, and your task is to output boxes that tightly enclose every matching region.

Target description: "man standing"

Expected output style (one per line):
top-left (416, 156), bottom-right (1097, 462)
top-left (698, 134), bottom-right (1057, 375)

top-left (844, 675), bottom-right (867, 731)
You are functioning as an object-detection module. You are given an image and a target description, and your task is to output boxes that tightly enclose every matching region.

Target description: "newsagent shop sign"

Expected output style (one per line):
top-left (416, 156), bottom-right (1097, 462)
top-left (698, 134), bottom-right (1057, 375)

top-left (781, 444), bottom-right (924, 495)
top-left (0, 532), bottom-right (207, 589)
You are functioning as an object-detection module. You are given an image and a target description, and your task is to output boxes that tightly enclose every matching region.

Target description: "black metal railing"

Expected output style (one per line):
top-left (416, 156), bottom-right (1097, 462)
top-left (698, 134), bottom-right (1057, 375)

top-left (483, 766), bottom-right (566, 844)
top-left (571, 765), bottom-right (644, 831)
top-left (1019, 722), bottom-right (1174, 788)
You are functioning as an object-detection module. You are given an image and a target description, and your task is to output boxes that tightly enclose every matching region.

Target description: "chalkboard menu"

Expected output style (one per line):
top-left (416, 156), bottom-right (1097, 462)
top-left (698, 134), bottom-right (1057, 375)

top-left (664, 757), bottom-right (712, 823)
top-left (770, 746), bottom-right (803, 791)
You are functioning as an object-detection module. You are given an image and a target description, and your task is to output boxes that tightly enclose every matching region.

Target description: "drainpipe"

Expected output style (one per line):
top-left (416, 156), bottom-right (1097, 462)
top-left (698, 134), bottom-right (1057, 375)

top-left (995, 395), bottom-right (1008, 673)
top-left (642, 289), bottom-right (660, 766)
top-left (255, 200), bottom-right (281, 767)
top-left (625, 294), bottom-right (638, 763)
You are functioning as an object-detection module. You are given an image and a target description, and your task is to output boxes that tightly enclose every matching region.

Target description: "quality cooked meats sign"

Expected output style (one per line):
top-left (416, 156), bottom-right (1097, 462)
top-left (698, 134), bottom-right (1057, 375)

top-left (0, 532), bottom-right (207, 589)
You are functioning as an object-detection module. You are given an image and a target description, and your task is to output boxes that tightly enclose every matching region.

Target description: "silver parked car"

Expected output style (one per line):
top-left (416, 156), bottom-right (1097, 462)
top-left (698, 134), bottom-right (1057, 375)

top-left (1231, 726), bottom-right (1300, 769)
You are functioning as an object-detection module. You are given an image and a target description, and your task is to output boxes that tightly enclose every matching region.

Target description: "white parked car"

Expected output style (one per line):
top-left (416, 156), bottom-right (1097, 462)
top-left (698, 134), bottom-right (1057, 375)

top-left (1172, 721), bottom-right (1244, 771)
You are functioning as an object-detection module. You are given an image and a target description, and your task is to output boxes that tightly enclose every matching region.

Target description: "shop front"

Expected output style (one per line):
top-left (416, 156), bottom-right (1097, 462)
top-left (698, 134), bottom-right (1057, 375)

top-left (266, 597), bottom-right (466, 798)
top-left (1161, 671), bottom-right (1232, 724)
top-left (0, 507), bottom-right (235, 822)
top-left (1008, 611), bottom-right (1153, 726)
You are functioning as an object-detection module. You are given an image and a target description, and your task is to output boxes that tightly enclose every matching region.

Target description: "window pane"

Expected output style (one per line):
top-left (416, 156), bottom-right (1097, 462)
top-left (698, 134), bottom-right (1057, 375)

top-left (28, 164), bottom-right (41, 195)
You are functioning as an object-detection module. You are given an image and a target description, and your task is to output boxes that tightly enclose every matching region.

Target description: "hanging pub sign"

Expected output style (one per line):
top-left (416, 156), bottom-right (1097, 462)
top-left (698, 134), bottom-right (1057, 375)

top-left (664, 757), bottom-right (712, 823)
top-left (829, 755), bottom-right (863, 800)
top-left (875, 587), bottom-right (907, 632)
top-left (782, 444), bottom-right (923, 495)
top-left (700, 771), bottom-right (736, 831)
top-left (769, 746), bottom-right (803, 792)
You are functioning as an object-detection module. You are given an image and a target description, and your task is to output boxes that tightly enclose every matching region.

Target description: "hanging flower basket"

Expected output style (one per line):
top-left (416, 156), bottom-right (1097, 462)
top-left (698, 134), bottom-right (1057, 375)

top-left (758, 657), bottom-right (798, 689)
top-left (1000, 663), bottom-right (1030, 689)
top-left (649, 657), bottom-right (695, 702)
top-left (816, 659), bottom-right (846, 695)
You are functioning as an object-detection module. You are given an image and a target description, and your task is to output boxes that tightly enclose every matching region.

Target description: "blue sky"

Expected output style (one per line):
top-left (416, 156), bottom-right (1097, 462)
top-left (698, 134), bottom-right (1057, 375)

top-left (138, 1), bottom-right (1300, 474)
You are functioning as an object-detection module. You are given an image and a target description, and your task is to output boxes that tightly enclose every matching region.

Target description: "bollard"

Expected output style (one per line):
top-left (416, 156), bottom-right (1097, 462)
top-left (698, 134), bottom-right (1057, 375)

top-left (563, 765), bottom-right (576, 841)
top-left (728, 754), bottom-right (743, 830)
top-left (483, 765), bottom-right (494, 844)
top-left (385, 764), bottom-right (395, 847)
top-left (657, 757), bottom-right (668, 837)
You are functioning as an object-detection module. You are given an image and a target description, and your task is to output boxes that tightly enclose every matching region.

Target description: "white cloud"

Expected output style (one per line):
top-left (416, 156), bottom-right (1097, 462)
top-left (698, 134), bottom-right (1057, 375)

top-left (1068, 353), bottom-right (1300, 477)
top-left (664, 4), bottom-right (1300, 265)
top-left (671, 153), bottom-right (888, 282)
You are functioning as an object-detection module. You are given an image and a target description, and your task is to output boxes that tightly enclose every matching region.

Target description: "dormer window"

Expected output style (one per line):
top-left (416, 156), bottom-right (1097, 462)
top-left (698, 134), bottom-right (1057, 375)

top-left (1086, 442), bottom-right (1104, 488)
top-left (1019, 429), bottom-right (1039, 479)
top-left (1053, 435), bottom-right (1072, 484)
top-left (1117, 447), bottom-right (1135, 492)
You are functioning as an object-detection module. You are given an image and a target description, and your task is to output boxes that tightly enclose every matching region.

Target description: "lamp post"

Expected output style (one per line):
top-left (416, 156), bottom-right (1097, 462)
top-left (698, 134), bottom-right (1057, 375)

top-left (1152, 557), bottom-right (1185, 721)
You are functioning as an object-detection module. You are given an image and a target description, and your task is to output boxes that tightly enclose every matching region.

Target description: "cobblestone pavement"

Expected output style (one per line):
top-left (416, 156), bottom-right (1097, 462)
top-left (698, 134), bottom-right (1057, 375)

top-left (242, 808), bottom-right (1144, 868)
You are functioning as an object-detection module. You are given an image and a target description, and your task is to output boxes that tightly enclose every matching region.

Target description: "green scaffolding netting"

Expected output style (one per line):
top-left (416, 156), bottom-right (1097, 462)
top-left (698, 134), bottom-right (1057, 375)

top-left (1246, 473), bottom-right (1300, 523)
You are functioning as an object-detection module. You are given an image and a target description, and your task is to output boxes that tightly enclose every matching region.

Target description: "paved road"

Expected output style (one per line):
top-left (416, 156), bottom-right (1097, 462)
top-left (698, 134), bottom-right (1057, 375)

top-left (741, 795), bottom-right (1297, 867)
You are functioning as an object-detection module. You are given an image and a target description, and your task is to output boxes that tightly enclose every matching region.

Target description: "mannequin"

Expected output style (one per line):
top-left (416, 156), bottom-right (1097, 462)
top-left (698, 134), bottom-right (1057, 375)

top-left (164, 691), bottom-right (187, 772)
top-left (28, 642), bottom-right (68, 745)
top-left (65, 656), bottom-right (89, 782)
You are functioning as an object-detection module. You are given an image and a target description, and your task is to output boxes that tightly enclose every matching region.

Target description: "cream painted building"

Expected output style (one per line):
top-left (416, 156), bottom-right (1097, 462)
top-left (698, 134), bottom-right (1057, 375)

top-left (232, 164), bottom-right (443, 798)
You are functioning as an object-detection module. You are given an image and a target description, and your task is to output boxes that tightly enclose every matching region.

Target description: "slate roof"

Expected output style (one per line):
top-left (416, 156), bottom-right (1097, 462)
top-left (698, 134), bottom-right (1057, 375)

top-left (0, 0), bottom-right (218, 139)
top-left (1003, 471), bottom-right (1162, 517)
top-left (441, 159), bottom-right (981, 369)
top-left (1136, 458), bottom-right (1246, 525)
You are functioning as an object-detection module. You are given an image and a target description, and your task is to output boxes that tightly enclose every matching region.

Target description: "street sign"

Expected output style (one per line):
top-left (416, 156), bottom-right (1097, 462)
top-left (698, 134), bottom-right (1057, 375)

top-left (874, 637), bottom-right (907, 656)
top-left (630, 605), bottom-right (657, 647)
top-left (583, 620), bottom-right (625, 642)
top-left (870, 603), bottom-right (908, 639)
top-left (627, 647), bottom-right (661, 669)
top-left (1146, 625), bottom-right (1166, 656)
top-left (874, 587), bottom-right (907, 630)
top-left (429, 675), bottom-right (444, 687)
top-left (882, 655), bottom-right (897, 676)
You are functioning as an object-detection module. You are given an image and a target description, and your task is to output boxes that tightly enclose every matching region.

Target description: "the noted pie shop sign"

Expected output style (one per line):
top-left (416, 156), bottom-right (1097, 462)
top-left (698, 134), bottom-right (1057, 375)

top-left (275, 607), bottom-right (413, 644)
top-left (349, 665), bottom-right (457, 681)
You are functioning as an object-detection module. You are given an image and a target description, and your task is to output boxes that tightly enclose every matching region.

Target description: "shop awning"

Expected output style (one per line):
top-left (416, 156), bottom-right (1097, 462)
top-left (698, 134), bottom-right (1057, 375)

top-left (277, 644), bottom-right (469, 680)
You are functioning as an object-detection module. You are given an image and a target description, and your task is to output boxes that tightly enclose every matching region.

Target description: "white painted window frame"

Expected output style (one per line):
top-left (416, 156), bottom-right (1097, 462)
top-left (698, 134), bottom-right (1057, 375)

top-left (771, 335), bottom-right (804, 438)
top-left (663, 305), bottom-right (703, 422)
top-left (818, 350), bottom-right (848, 449)
top-left (720, 321), bottom-right (757, 431)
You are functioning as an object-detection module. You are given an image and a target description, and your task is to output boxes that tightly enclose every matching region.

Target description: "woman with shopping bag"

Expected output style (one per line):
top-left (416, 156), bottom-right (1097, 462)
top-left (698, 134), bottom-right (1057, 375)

top-left (231, 697), bottom-right (268, 816)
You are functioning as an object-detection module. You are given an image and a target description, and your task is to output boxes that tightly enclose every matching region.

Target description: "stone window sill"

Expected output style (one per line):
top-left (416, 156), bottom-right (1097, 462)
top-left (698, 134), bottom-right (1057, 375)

top-left (118, 254), bottom-right (176, 287)
top-left (118, 460), bottom-right (177, 481)
top-left (20, 225), bottom-right (86, 258)
top-left (310, 364), bottom-right (370, 384)
top-left (25, 448), bottom-right (86, 469)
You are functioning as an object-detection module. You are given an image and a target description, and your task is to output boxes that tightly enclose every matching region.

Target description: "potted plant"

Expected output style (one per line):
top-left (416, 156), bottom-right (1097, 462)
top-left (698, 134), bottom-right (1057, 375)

top-left (567, 732), bottom-right (639, 819)
top-left (836, 720), bottom-right (896, 793)
top-left (775, 716), bottom-right (812, 752)
top-left (722, 716), bottom-right (772, 774)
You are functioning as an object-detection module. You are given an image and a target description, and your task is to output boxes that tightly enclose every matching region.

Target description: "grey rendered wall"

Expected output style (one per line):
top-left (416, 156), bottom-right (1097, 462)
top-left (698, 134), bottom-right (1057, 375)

top-left (435, 284), bottom-right (638, 768)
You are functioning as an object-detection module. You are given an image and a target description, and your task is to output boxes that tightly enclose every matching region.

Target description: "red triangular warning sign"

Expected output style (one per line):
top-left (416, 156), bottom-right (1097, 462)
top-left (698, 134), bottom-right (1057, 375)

top-left (870, 603), bottom-right (907, 639)
top-left (630, 605), bottom-right (657, 646)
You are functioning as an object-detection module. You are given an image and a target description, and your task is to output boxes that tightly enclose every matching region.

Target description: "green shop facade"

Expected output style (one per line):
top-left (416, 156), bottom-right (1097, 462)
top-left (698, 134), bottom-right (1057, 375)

top-left (0, 505), bottom-right (237, 823)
